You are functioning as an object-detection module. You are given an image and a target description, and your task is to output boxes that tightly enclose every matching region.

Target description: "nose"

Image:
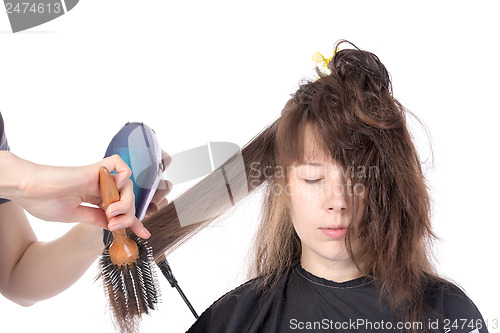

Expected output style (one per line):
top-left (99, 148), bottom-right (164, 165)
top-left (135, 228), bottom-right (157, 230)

top-left (326, 183), bottom-right (348, 212)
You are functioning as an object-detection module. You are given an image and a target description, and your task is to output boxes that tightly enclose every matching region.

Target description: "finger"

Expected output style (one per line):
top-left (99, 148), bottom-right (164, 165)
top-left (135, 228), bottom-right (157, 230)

top-left (105, 179), bottom-right (136, 226)
top-left (100, 154), bottom-right (132, 187)
top-left (161, 149), bottom-right (172, 172)
top-left (106, 202), bottom-right (135, 228)
top-left (144, 202), bottom-right (159, 218)
top-left (150, 179), bottom-right (171, 207)
top-left (107, 214), bottom-right (138, 231)
top-left (128, 219), bottom-right (151, 239)
top-left (166, 180), bottom-right (173, 194)
top-left (107, 214), bottom-right (151, 239)
top-left (144, 198), bottom-right (169, 218)
top-left (157, 197), bottom-right (169, 209)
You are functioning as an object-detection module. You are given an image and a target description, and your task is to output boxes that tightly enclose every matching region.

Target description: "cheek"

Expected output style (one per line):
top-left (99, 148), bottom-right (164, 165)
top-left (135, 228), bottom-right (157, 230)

top-left (288, 182), bottom-right (311, 217)
top-left (288, 178), bottom-right (320, 203)
top-left (288, 186), bottom-right (319, 235)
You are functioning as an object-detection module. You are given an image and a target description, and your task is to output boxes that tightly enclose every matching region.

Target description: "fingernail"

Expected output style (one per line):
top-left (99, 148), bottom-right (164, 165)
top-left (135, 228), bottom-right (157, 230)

top-left (144, 228), bottom-right (151, 238)
top-left (108, 210), bottom-right (121, 219)
top-left (109, 224), bottom-right (124, 231)
top-left (149, 202), bottom-right (159, 213)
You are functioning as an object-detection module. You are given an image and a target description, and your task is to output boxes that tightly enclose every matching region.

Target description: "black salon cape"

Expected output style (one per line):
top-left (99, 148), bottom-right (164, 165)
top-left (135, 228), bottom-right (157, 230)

top-left (0, 112), bottom-right (10, 204)
top-left (186, 263), bottom-right (488, 333)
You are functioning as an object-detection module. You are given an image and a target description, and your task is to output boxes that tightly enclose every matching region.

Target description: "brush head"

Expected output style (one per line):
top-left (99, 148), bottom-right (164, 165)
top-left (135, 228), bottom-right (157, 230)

top-left (99, 235), bottom-right (160, 332)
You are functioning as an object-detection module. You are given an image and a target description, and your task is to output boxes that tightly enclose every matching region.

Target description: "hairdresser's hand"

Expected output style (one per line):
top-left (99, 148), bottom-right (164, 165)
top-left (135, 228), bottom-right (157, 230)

top-left (3, 153), bottom-right (150, 239)
top-left (144, 150), bottom-right (172, 218)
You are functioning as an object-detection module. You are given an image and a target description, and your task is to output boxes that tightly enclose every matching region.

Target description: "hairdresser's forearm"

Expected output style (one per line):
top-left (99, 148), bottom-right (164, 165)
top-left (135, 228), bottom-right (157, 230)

top-left (6, 223), bottom-right (103, 306)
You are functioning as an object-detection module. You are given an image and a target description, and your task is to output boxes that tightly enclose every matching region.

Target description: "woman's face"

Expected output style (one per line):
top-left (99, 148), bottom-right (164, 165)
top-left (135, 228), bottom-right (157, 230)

top-left (286, 124), bottom-right (362, 266)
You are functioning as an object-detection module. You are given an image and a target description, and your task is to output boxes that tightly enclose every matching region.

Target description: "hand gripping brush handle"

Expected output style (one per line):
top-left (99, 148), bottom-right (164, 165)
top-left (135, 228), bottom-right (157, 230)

top-left (99, 168), bottom-right (140, 266)
top-left (101, 122), bottom-right (198, 325)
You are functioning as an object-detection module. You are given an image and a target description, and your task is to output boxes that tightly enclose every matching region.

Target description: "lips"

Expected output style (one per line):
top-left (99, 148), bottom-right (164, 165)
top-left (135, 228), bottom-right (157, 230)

top-left (321, 225), bottom-right (347, 230)
top-left (319, 226), bottom-right (348, 238)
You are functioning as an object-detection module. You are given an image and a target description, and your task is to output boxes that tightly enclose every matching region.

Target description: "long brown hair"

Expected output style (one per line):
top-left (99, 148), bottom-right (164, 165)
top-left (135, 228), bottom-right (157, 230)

top-left (143, 40), bottom-right (441, 331)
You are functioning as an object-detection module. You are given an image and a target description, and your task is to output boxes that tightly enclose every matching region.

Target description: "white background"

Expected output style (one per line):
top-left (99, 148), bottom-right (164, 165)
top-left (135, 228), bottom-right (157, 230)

top-left (0, 1), bottom-right (499, 332)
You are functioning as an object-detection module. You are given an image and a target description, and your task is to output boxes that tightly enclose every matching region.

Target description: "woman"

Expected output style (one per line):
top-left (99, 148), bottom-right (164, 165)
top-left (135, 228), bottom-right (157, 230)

top-left (144, 40), bottom-right (487, 332)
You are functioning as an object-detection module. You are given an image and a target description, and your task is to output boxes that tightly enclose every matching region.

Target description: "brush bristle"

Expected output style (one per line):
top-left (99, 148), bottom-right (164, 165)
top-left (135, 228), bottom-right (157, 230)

top-left (98, 237), bottom-right (161, 333)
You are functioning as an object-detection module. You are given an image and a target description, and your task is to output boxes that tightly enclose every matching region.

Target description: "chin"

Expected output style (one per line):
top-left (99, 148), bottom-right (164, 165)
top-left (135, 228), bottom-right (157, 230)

top-left (316, 244), bottom-right (352, 262)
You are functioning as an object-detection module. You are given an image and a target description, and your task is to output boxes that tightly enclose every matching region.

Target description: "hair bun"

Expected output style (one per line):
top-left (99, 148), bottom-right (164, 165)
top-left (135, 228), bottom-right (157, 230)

top-left (329, 40), bottom-right (391, 92)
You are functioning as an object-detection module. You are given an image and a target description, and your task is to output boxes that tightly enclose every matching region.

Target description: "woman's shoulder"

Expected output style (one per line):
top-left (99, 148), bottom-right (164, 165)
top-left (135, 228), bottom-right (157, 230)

top-left (425, 275), bottom-right (479, 305)
top-left (424, 275), bottom-right (487, 331)
top-left (208, 276), bottom-right (265, 311)
top-left (186, 271), bottom-right (290, 332)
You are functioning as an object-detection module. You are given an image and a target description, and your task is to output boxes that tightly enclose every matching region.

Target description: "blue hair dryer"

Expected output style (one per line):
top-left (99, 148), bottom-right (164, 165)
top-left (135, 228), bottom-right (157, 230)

top-left (102, 122), bottom-right (199, 319)
top-left (103, 122), bottom-right (163, 220)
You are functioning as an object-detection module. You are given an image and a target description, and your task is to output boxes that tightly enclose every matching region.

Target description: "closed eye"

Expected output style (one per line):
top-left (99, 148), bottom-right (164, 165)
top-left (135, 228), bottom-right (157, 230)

top-left (304, 178), bottom-right (323, 184)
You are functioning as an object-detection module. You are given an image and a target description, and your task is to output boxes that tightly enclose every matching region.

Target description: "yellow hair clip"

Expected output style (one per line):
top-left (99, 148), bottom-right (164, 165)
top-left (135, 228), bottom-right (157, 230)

top-left (312, 47), bottom-right (339, 75)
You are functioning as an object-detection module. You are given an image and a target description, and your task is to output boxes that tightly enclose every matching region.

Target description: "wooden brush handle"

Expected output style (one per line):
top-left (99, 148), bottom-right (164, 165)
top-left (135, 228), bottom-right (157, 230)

top-left (99, 167), bottom-right (120, 215)
top-left (99, 167), bottom-right (139, 265)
